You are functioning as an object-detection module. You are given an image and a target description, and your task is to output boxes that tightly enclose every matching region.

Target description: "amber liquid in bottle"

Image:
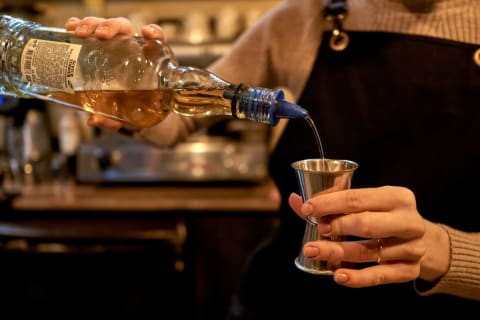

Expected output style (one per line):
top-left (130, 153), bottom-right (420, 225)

top-left (48, 88), bottom-right (231, 128)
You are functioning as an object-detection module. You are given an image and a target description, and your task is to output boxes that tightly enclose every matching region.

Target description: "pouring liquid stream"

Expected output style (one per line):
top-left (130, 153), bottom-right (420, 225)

top-left (305, 115), bottom-right (325, 159)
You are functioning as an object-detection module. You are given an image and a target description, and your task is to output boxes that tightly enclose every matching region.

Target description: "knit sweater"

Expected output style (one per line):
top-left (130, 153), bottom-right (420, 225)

top-left (138, 0), bottom-right (480, 301)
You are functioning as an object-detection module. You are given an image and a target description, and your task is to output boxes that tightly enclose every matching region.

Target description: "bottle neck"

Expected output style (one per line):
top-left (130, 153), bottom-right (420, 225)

top-left (224, 84), bottom-right (309, 126)
top-left (162, 61), bottom-right (232, 90)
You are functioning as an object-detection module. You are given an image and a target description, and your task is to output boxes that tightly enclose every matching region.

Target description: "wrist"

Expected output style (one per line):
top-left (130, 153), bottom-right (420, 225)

top-left (419, 221), bottom-right (450, 282)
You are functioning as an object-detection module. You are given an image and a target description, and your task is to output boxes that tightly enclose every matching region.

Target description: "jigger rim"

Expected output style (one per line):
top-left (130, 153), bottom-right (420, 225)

top-left (291, 158), bottom-right (359, 173)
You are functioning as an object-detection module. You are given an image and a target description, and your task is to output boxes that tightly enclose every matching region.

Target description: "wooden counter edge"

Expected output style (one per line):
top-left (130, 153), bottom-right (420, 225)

top-left (10, 178), bottom-right (281, 213)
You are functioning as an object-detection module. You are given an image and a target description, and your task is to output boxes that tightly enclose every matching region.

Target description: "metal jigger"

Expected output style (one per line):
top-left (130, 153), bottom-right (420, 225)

top-left (292, 158), bottom-right (358, 275)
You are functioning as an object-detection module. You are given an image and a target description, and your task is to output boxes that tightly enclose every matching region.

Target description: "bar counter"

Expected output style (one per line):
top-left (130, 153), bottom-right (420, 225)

top-left (0, 178), bottom-right (281, 319)
top-left (10, 178), bottom-right (280, 213)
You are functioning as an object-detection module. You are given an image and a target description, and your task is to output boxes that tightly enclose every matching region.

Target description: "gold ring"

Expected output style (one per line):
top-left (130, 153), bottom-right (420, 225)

top-left (376, 239), bottom-right (383, 264)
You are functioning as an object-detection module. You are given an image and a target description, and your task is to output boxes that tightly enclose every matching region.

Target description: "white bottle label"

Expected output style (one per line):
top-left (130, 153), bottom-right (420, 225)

top-left (20, 39), bottom-right (82, 93)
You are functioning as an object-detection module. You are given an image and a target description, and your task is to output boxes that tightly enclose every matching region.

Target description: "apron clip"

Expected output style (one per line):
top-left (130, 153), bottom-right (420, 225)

top-left (324, 0), bottom-right (349, 51)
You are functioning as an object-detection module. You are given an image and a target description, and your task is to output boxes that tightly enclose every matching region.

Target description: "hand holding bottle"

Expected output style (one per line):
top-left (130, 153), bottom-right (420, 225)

top-left (64, 16), bottom-right (167, 133)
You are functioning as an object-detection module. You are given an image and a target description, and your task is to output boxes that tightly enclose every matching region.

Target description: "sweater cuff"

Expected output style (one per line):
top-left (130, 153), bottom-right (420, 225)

top-left (414, 224), bottom-right (480, 301)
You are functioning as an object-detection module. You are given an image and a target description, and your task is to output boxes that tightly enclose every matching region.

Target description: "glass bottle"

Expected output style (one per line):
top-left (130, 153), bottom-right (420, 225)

top-left (0, 14), bottom-right (308, 129)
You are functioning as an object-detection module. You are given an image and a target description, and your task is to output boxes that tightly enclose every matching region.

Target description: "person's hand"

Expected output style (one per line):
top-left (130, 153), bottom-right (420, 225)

top-left (65, 16), bottom-right (166, 41)
top-left (64, 16), bottom-right (167, 132)
top-left (288, 186), bottom-right (450, 288)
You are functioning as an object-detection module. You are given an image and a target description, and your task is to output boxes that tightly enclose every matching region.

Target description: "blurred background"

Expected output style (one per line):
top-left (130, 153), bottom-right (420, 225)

top-left (0, 1), bottom-right (282, 319)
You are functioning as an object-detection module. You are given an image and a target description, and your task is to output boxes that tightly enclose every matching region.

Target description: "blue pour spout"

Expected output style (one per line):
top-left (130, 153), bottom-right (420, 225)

top-left (224, 85), bottom-right (309, 126)
top-left (275, 95), bottom-right (309, 122)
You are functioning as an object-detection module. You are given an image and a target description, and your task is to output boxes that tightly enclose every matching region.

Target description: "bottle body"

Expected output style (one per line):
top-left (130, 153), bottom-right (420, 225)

top-left (0, 15), bottom-right (308, 128)
top-left (0, 14), bottom-right (178, 128)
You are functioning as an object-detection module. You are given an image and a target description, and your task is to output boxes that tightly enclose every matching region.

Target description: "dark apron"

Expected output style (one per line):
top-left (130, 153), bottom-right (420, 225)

top-left (232, 30), bottom-right (480, 319)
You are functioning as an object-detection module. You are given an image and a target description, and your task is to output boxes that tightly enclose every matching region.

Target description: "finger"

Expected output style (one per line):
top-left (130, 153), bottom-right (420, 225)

top-left (332, 262), bottom-right (421, 288)
top-left (374, 237), bottom-right (425, 262)
top-left (65, 17), bottom-right (81, 31)
top-left (288, 193), bottom-right (304, 218)
top-left (304, 238), bottom-right (424, 264)
top-left (301, 186), bottom-right (416, 217)
top-left (70, 16), bottom-right (107, 38)
top-left (320, 210), bottom-right (425, 240)
top-left (141, 24), bottom-right (167, 42)
top-left (303, 239), bottom-right (377, 263)
top-left (92, 17), bottom-right (137, 39)
top-left (70, 17), bottom-right (136, 39)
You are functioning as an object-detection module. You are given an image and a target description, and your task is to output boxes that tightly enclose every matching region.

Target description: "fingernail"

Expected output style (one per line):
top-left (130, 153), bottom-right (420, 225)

top-left (334, 272), bottom-right (348, 283)
top-left (303, 246), bottom-right (319, 258)
top-left (301, 202), bottom-right (313, 216)
top-left (148, 25), bottom-right (158, 34)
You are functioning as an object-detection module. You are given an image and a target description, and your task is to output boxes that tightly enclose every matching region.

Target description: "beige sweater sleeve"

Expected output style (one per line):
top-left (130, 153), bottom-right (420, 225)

top-left (415, 225), bottom-right (480, 301)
